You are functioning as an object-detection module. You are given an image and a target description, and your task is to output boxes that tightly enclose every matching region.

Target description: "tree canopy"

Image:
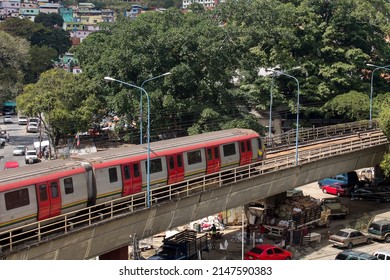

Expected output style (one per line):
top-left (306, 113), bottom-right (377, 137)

top-left (16, 69), bottom-right (103, 147)
top-left (0, 31), bottom-right (30, 104)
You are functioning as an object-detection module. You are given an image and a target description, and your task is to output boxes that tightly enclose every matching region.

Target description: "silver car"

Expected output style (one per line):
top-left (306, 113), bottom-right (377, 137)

top-left (13, 145), bottom-right (26, 156)
top-left (329, 228), bottom-right (372, 249)
top-left (3, 115), bottom-right (12, 124)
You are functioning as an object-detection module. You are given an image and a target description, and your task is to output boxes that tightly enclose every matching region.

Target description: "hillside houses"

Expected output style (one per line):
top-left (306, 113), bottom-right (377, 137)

top-left (0, 1), bottom-right (116, 44)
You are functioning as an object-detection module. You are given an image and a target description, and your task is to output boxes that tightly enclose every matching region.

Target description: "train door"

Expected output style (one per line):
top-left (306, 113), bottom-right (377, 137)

top-left (121, 162), bottom-right (142, 196)
top-left (35, 179), bottom-right (61, 221)
top-left (239, 140), bottom-right (252, 165)
top-left (167, 154), bottom-right (184, 184)
top-left (206, 146), bottom-right (221, 174)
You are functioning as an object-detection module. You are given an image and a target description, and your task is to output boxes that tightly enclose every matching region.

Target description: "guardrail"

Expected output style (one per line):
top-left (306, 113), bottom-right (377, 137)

top-left (0, 127), bottom-right (388, 257)
top-left (264, 120), bottom-right (380, 150)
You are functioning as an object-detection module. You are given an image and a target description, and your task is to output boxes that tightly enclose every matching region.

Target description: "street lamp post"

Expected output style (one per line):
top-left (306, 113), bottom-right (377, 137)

top-left (267, 69), bottom-right (300, 165)
top-left (139, 72), bottom-right (171, 144)
top-left (366, 63), bottom-right (390, 127)
top-left (268, 75), bottom-right (275, 141)
top-left (104, 75), bottom-right (169, 208)
top-left (268, 66), bottom-right (301, 143)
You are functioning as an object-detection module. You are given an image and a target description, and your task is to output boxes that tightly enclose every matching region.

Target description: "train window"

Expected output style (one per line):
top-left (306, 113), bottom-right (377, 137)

top-left (187, 150), bottom-right (202, 165)
top-left (169, 156), bottom-right (174, 169)
top-left (148, 158), bottom-right (162, 174)
top-left (123, 165), bottom-right (131, 180)
top-left (177, 155), bottom-right (183, 167)
top-left (223, 143), bottom-right (236, 157)
top-left (50, 182), bottom-right (59, 198)
top-left (241, 142), bottom-right (245, 152)
top-left (133, 164), bottom-right (140, 177)
top-left (64, 178), bottom-right (74, 194)
top-left (214, 147), bottom-right (219, 159)
top-left (39, 184), bottom-right (48, 201)
top-left (207, 149), bottom-right (212, 161)
top-left (109, 167), bottom-right (118, 183)
top-left (247, 140), bottom-right (251, 150)
top-left (5, 188), bottom-right (30, 210)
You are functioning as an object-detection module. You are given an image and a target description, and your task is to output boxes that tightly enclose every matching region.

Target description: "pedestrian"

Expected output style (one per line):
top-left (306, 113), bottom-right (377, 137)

top-left (44, 149), bottom-right (49, 160)
top-left (6, 134), bottom-right (9, 143)
top-left (211, 224), bottom-right (217, 238)
top-left (246, 224), bottom-right (251, 245)
top-left (259, 223), bottom-right (266, 240)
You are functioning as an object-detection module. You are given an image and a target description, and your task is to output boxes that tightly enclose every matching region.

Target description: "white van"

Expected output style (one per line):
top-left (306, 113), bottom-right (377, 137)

top-left (372, 250), bottom-right (390, 260)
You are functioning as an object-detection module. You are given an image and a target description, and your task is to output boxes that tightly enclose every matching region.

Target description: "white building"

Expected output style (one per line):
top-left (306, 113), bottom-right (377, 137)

top-left (182, 0), bottom-right (224, 10)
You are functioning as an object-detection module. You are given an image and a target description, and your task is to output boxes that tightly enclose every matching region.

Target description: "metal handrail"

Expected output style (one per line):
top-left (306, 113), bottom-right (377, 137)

top-left (0, 128), bottom-right (388, 256)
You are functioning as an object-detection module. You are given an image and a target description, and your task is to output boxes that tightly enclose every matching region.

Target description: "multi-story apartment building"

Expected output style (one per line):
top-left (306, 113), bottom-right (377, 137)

top-left (0, 0), bottom-right (21, 20)
top-left (19, 1), bottom-right (39, 21)
top-left (39, 2), bottom-right (61, 14)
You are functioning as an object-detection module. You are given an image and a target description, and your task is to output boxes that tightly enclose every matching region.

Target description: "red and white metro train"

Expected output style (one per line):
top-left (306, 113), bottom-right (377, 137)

top-left (0, 128), bottom-right (265, 233)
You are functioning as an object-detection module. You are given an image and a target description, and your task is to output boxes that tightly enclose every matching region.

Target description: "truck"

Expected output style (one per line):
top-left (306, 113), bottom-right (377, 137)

top-left (318, 171), bottom-right (359, 188)
top-left (259, 195), bottom-right (324, 236)
top-left (147, 229), bottom-right (209, 260)
top-left (321, 197), bottom-right (348, 219)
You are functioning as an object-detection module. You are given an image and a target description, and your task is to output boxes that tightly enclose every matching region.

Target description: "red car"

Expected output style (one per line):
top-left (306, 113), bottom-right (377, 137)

top-left (321, 182), bottom-right (350, 196)
top-left (244, 244), bottom-right (292, 260)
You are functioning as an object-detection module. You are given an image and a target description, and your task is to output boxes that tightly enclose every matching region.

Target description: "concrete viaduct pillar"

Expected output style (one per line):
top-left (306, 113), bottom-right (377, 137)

top-left (99, 246), bottom-right (128, 260)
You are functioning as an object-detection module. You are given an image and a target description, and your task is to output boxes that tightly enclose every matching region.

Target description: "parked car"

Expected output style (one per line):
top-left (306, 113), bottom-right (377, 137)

top-left (351, 188), bottom-right (390, 202)
top-left (244, 244), bottom-right (292, 260)
top-left (321, 182), bottom-right (351, 196)
top-left (321, 197), bottom-right (348, 218)
top-left (335, 250), bottom-right (379, 260)
top-left (372, 250), bottom-right (390, 260)
top-left (3, 115), bottom-right (12, 124)
top-left (368, 219), bottom-right (390, 242)
top-left (13, 145), bottom-right (27, 156)
top-left (26, 122), bottom-right (39, 133)
top-left (318, 171), bottom-right (359, 188)
top-left (18, 116), bottom-right (28, 125)
top-left (24, 150), bottom-right (39, 164)
top-left (360, 168), bottom-right (374, 180)
top-left (329, 228), bottom-right (372, 249)
top-left (286, 188), bottom-right (303, 197)
top-left (0, 137), bottom-right (5, 146)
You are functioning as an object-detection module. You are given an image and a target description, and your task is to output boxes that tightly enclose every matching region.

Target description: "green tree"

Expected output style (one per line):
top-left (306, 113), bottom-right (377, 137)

top-left (35, 13), bottom-right (64, 28)
top-left (16, 69), bottom-right (103, 148)
top-left (24, 45), bottom-right (58, 84)
top-left (321, 91), bottom-right (369, 121)
top-left (379, 102), bottom-right (390, 177)
top-left (0, 31), bottom-right (30, 104)
top-left (75, 9), bottom-right (261, 139)
top-left (0, 17), bottom-right (71, 55)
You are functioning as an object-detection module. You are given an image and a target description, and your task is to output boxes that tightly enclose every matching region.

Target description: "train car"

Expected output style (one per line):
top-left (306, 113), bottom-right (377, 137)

top-left (77, 128), bottom-right (265, 205)
top-left (0, 159), bottom-right (91, 233)
top-left (0, 128), bottom-right (265, 235)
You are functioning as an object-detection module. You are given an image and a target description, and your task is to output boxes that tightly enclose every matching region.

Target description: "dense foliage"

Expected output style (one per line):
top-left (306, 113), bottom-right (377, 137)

top-left (6, 0), bottom-right (390, 175)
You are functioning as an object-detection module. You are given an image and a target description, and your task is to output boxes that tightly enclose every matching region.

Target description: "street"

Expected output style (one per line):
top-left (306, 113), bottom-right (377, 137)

top-left (0, 115), bottom-right (43, 170)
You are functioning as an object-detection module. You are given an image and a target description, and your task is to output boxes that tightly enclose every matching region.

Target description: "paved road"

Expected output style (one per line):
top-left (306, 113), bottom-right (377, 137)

top-left (0, 116), bottom-right (43, 170)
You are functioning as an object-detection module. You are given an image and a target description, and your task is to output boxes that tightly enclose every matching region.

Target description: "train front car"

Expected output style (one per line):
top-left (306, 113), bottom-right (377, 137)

top-left (0, 159), bottom-right (90, 234)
